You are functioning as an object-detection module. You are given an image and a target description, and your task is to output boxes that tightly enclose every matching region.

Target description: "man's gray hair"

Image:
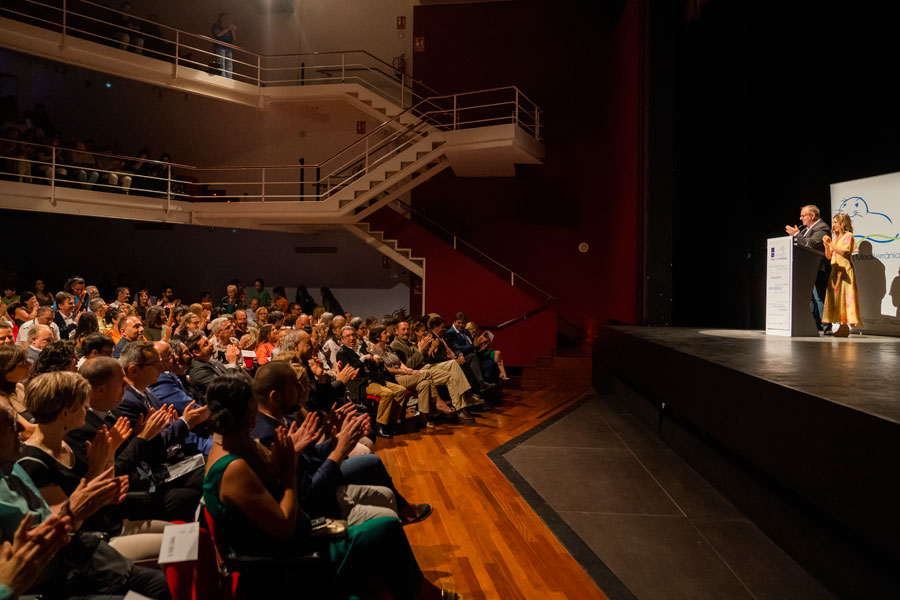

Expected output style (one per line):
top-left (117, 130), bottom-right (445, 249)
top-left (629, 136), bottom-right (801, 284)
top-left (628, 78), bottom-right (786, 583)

top-left (280, 329), bottom-right (308, 355)
top-left (209, 316), bottom-right (230, 335)
top-left (119, 341), bottom-right (155, 368)
top-left (348, 317), bottom-right (363, 329)
top-left (89, 298), bottom-right (105, 312)
top-left (29, 324), bottom-right (51, 342)
top-left (803, 204), bottom-right (820, 218)
top-left (341, 326), bottom-right (356, 336)
top-left (36, 306), bottom-right (54, 317)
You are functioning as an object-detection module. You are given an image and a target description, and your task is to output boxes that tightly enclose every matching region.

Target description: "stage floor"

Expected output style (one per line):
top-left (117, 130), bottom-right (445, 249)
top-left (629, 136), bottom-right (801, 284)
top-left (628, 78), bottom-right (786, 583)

top-left (612, 327), bottom-right (900, 425)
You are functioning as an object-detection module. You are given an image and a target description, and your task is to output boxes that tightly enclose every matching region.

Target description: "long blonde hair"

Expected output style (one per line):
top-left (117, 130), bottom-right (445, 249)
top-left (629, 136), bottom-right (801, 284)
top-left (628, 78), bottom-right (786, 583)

top-left (833, 213), bottom-right (854, 235)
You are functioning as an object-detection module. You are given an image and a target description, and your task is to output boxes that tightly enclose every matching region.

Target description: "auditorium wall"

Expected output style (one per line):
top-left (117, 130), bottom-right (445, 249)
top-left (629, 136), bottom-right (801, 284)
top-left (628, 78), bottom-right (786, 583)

top-left (0, 210), bottom-right (411, 317)
top-left (410, 0), bottom-right (645, 331)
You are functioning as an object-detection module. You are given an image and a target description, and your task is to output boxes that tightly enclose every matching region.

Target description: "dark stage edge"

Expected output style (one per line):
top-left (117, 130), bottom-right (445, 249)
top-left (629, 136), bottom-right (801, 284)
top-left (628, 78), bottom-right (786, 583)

top-left (593, 326), bottom-right (900, 599)
top-left (488, 393), bottom-right (638, 600)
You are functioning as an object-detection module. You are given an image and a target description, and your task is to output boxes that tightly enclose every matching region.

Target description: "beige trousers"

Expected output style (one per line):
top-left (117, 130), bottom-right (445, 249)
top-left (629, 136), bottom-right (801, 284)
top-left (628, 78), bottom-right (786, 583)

top-left (366, 381), bottom-right (407, 425)
top-left (394, 371), bottom-right (434, 414)
top-left (423, 359), bottom-right (471, 410)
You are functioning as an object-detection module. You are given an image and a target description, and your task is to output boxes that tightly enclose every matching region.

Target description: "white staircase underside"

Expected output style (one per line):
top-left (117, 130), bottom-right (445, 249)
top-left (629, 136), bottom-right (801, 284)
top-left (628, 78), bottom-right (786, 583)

top-left (0, 16), bottom-right (410, 126)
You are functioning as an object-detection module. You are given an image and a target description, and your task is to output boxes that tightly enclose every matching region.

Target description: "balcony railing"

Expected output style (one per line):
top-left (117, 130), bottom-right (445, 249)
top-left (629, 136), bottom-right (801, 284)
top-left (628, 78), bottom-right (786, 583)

top-left (2, 0), bottom-right (444, 109)
top-left (0, 85), bottom-right (539, 204)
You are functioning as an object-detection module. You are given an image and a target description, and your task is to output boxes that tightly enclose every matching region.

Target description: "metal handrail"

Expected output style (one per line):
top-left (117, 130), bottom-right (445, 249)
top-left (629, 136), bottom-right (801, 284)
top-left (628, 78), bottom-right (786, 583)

top-left (392, 199), bottom-right (555, 302)
top-left (1, 0), bottom-right (442, 107)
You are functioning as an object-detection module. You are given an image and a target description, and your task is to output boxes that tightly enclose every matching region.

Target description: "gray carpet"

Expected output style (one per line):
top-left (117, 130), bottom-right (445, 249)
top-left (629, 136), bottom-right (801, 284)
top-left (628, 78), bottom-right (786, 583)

top-left (491, 386), bottom-right (834, 600)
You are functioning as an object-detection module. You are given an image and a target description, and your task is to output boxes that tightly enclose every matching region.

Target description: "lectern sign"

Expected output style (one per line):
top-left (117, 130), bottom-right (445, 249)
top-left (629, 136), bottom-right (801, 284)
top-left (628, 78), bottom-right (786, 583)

top-left (766, 236), bottom-right (792, 335)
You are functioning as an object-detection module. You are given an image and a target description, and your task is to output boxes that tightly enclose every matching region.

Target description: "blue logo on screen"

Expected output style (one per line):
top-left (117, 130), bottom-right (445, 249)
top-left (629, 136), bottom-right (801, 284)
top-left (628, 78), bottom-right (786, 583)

top-left (770, 247), bottom-right (775, 257)
top-left (835, 196), bottom-right (899, 244)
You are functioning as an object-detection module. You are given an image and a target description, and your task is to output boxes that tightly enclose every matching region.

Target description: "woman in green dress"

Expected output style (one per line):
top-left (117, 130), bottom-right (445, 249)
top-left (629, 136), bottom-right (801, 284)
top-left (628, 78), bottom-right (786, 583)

top-left (203, 374), bottom-right (460, 599)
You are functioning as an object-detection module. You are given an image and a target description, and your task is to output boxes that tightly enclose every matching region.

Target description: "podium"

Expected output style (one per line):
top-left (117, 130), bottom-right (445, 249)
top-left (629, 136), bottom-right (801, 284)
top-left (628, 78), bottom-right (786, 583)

top-left (766, 237), bottom-right (825, 337)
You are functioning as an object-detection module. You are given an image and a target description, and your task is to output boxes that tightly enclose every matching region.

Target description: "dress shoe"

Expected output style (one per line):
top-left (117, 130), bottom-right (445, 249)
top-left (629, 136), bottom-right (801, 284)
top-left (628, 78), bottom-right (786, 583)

top-left (376, 424), bottom-right (393, 438)
top-left (479, 382), bottom-right (497, 395)
top-left (456, 410), bottom-right (476, 422)
top-left (834, 324), bottom-right (850, 338)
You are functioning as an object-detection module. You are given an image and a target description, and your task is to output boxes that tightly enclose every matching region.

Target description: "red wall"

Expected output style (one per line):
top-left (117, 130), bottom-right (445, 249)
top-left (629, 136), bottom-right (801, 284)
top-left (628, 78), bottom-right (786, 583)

top-left (411, 1), bottom-right (645, 333)
top-left (369, 208), bottom-right (556, 366)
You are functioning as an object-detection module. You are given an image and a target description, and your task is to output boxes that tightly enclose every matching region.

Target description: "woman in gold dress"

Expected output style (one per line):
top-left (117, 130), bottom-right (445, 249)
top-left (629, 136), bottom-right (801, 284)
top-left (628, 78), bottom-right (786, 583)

top-left (822, 213), bottom-right (862, 337)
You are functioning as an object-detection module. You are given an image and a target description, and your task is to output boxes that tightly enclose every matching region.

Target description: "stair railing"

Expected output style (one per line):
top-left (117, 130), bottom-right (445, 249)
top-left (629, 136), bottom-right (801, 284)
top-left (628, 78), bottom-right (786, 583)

top-left (391, 199), bottom-right (555, 303)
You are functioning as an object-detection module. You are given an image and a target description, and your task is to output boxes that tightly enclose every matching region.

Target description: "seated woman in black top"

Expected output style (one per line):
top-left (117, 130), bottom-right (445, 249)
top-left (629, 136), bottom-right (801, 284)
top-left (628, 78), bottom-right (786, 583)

top-left (17, 370), bottom-right (169, 560)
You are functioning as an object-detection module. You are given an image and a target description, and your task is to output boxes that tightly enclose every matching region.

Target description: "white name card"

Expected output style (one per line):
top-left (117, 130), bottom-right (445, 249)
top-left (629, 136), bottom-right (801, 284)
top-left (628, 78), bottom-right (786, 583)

top-left (158, 521), bottom-right (200, 564)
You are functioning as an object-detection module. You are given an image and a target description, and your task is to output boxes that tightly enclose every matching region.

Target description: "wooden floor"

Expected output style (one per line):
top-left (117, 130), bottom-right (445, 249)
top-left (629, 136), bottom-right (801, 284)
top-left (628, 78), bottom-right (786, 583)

top-left (377, 356), bottom-right (609, 600)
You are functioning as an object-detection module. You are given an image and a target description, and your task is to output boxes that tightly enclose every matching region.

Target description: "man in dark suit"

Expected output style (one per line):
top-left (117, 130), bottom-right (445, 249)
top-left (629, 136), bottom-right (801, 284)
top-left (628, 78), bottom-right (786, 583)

top-left (71, 356), bottom-right (176, 520)
top-left (785, 204), bottom-right (832, 331)
top-left (336, 325), bottom-right (404, 438)
top-left (186, 334), bottom-right (243, 398)
top-left (118, 341), bottom-right (209, 521)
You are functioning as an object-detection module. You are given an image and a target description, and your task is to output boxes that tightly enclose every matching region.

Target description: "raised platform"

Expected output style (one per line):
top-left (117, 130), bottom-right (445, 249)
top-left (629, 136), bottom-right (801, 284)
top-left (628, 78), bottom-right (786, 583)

top-left (594, 326), bottom-right (900, 598)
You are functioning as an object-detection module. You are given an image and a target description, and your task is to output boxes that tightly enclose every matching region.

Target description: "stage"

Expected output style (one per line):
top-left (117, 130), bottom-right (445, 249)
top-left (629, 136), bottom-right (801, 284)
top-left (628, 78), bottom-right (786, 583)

top-left (593, 326), bottom-right (900, 599)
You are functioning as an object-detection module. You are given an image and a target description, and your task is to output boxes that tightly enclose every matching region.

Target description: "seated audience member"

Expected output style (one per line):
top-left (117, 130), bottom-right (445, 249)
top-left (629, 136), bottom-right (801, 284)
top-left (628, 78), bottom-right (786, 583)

top-left (0, 287), bottom-right (18, 309)
top-left (100, 304), bottom-right (119, 336)
top-left (70, 311), bottom-right (100, 355)
top-left (234, 308), bottom-right (250, 341)
top-left (321, 315), bottom-right (346, 366)
top-left (219, 284), bottom-right (240, 314)
top-left (16, 306), bottom-right (59, 346)
top-left (272, 286), bottom-right (290, 313)
top-left (427, 316), bottom-right (496, 404)
top-left (143, 305), bottom-right (167, 341)
top-left (170, 309), bottom-right (201, 343)
top-left (109, 287), bottom-right (131, 310)
top-left (203, 374), bottom-right (455, 600)
top-left (0, 344), bottom-right (36, 438)
top-left (337, 326), bottom-right (405, 439)
top-left (76, 332), bottom-right (115, 368)
top-left (277, 329), bottom-right (356, 415)
top-left (391, 319), bottom-right (475, 420)
top-left (69, 141), bottom-right (100, 189)
top-left (96, 147), bottom-right (133, 193)
top-left (246, 297), bottom-right (260, 325)
top-left (24, 324), bottom-right (54, 364)
top-left (267, 309), bottom-right (286, 329)
top-left (112, 1), bottom-right (145, 54)
top-left (52, 292), bottom-right (78, 340)
top-left (255, 324), bottom-right (277, 365)
top-left (466, 321), bottom-right (509, 380)
top-left (17, 370), bottom-right (169, 561)
top-left (370, 327), bottom-right (442, 427)
top-left (246, 278), bottom-right (271, 309)
top-left (117, 342), bottom-right (206, 521)
top-left (0, 324), bottom-right (13, 347)
top-left (33, 341), bottom-right (77, 374)
top-left (447, 312), bottom-right (500, 384)
top-left (209, 315), bottom-right (240, 362)
top-left (112, 315), bottom-right (144, 358)
top-left (251, 362), bottom-right (398, 526)
top-left (11, 291), bottom-right (38, 325)
top-left (187, 334), bottom-right (243, 398)
top-left (63, 276), bottom-right (90, 315)
top-left (33, 279), bottom-right (54, 307)
top-left (149, 341), bottom-right (212, 456)
top-left (0, 405), bottom-right (171, 599)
